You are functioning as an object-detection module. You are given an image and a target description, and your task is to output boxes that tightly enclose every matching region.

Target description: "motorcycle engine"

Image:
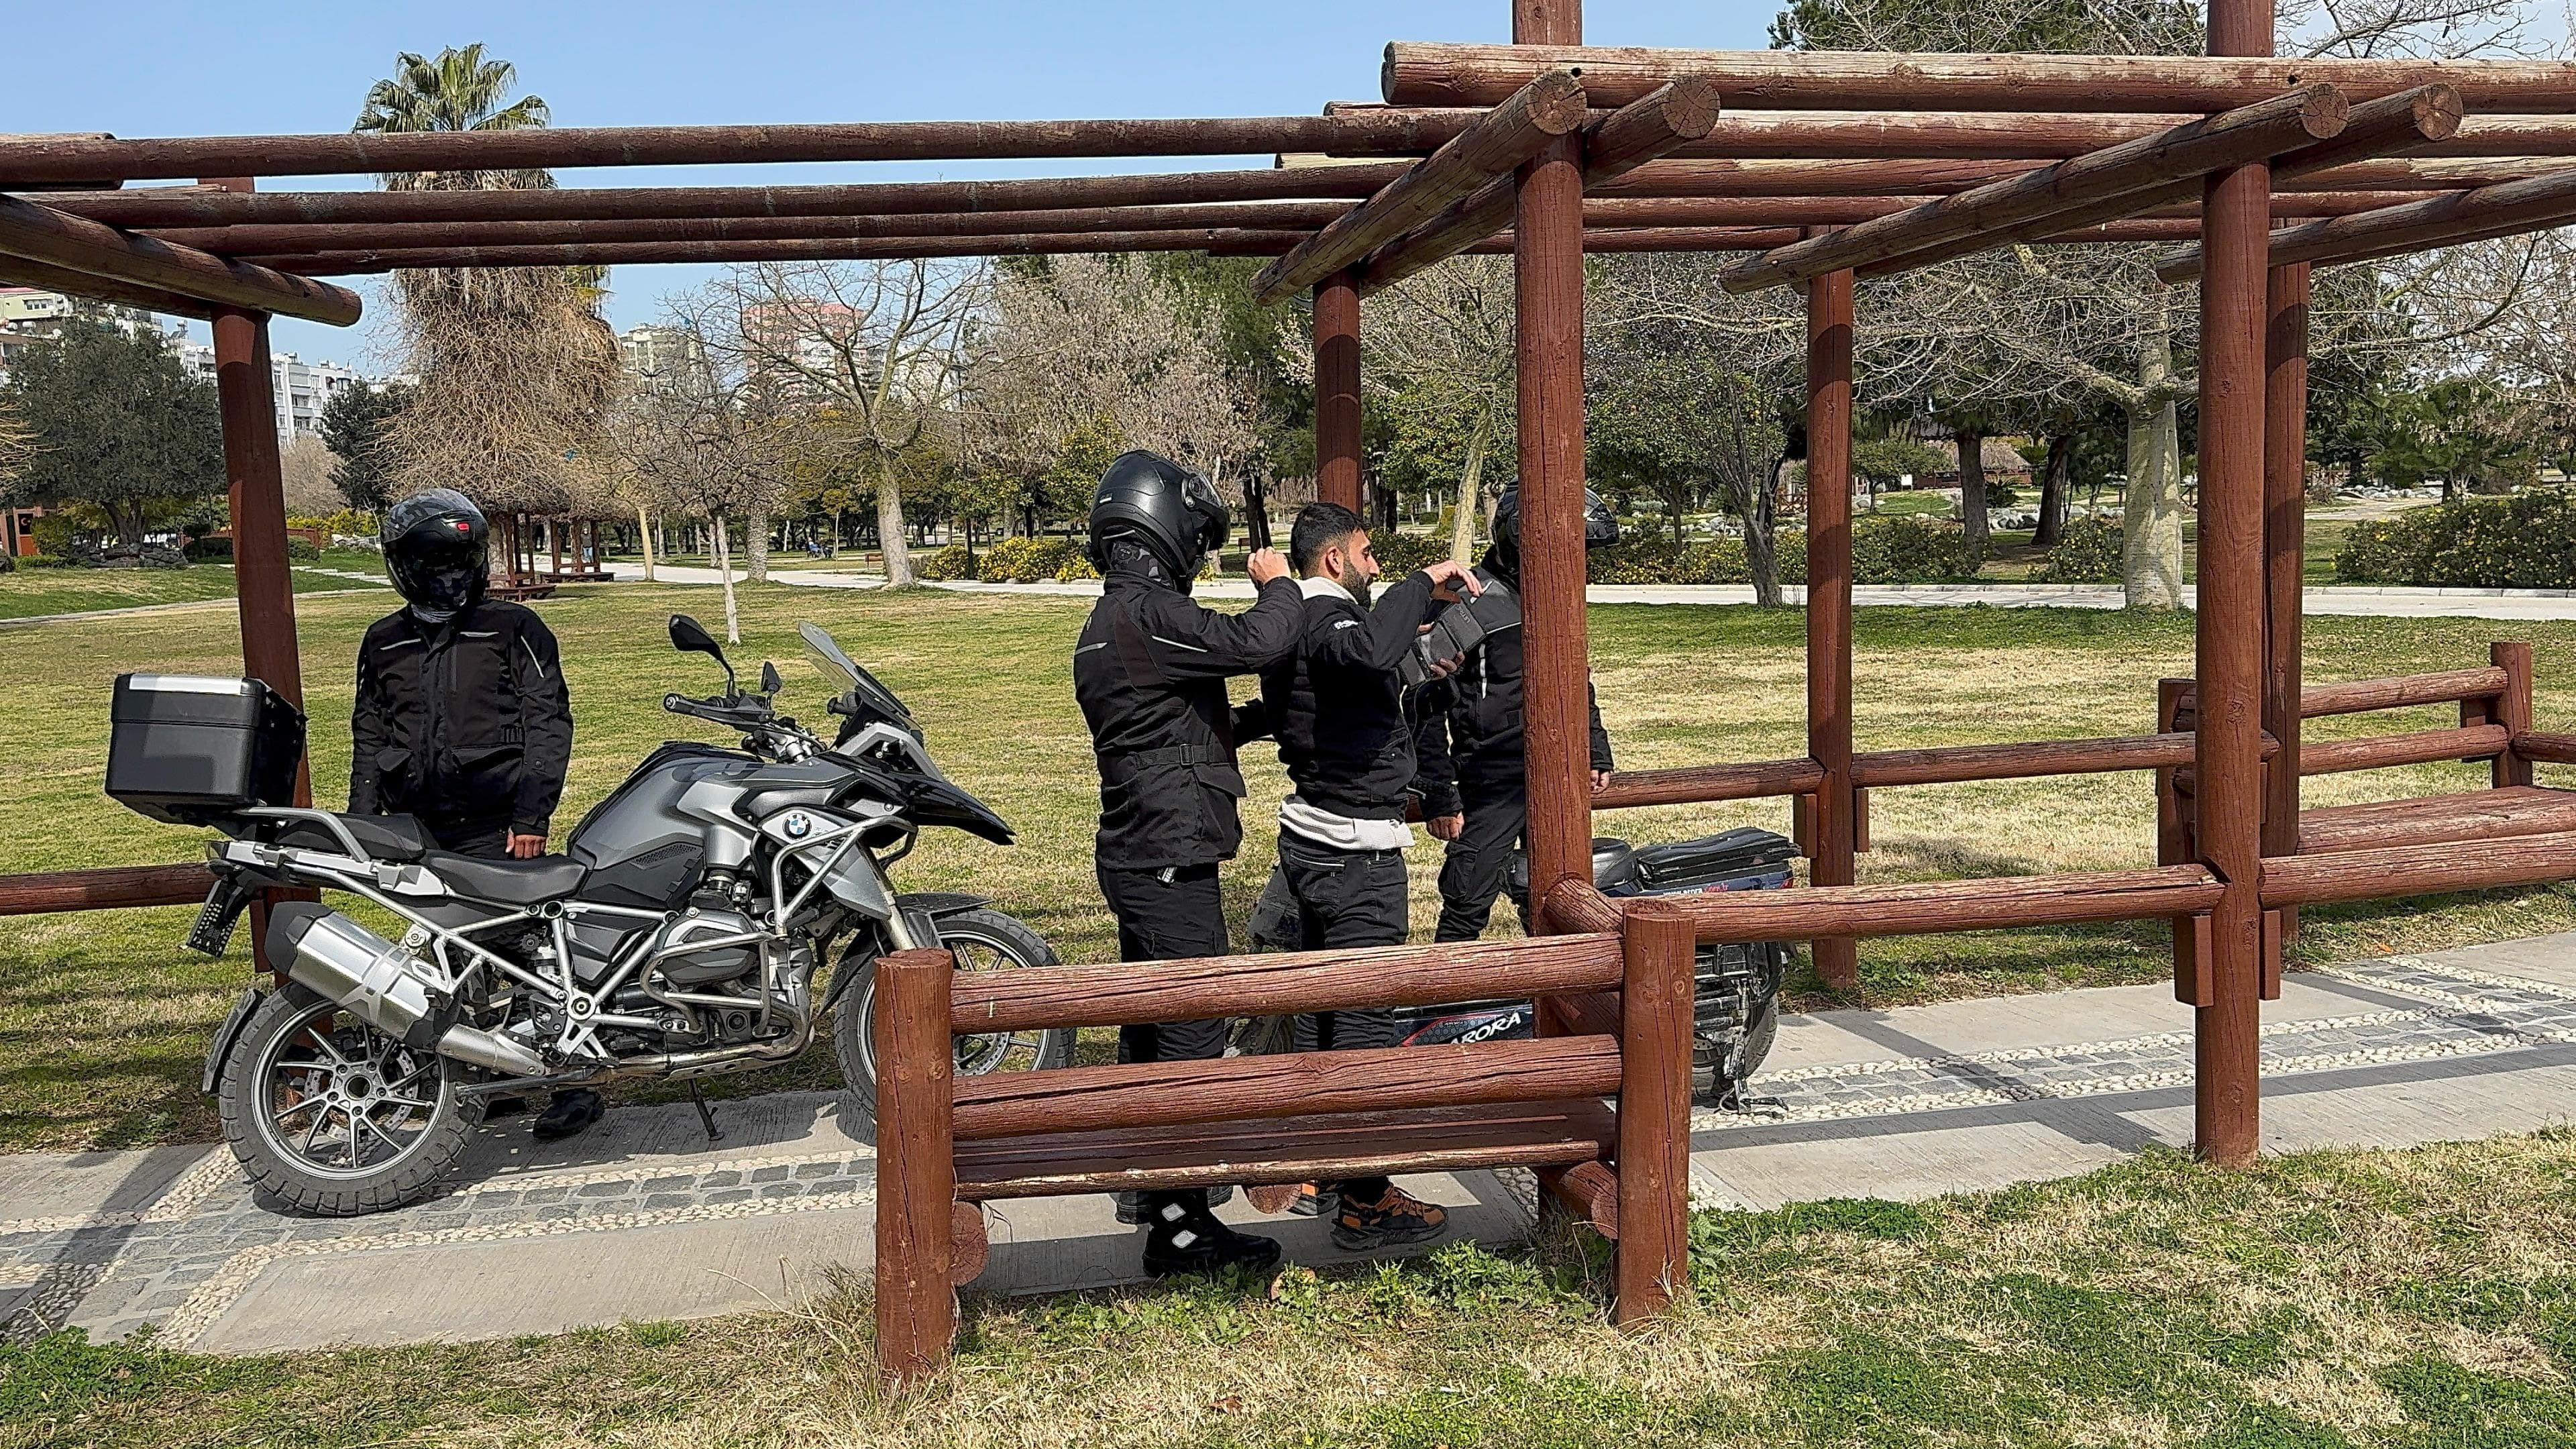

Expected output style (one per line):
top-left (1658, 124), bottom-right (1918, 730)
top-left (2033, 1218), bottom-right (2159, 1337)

top-left (657, 909), bottom-right (763, 986)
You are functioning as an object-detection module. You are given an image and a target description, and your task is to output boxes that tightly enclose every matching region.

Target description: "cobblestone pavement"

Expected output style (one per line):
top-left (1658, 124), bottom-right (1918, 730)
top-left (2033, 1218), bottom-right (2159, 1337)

top-left (1690, 955), bottom-right (2576, 1134)
top-left (6, 951), bottom-right (2571, 1350)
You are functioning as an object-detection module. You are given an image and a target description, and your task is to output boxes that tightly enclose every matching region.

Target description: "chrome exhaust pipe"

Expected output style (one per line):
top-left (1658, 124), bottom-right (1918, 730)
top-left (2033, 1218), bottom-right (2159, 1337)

top-left (262, 903), bottom-right (548, 1077)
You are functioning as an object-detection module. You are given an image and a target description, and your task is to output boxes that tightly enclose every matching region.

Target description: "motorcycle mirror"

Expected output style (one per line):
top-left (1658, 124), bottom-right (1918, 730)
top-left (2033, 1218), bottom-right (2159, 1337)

top-left (759, 661), bottom-right (783, 695)
top-left (667, 614), bottom-right (737, 698)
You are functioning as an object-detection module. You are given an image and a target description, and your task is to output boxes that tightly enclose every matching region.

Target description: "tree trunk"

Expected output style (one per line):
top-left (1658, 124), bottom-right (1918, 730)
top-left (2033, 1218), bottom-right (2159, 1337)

top-left (2121, 299), bottom-right (2186, 608)
top-left (1244, 473), bottom-right (1273, 551)
top-left (2035, 434), bottom-right (2074, 547)
top-left (636, 502), bottom-right (657, 582)
top-left (747, 505), bottom-right (771, 583)
top-left (1955, 424), bottom-right (1989, 569)
top-left (1449, 406), bottom-right (1495, 566)
top-left (712, 513), bottom-right (741, 644)
top-left (875, 454), bottom-right (914, 588)
top-left (1746, 457), bottom-right (1785, 607)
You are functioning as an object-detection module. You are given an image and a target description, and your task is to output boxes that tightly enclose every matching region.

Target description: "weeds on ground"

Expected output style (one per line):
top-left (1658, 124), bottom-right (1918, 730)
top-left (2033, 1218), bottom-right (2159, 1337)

top-left (11, 1132), bottom-right (2576, 1447)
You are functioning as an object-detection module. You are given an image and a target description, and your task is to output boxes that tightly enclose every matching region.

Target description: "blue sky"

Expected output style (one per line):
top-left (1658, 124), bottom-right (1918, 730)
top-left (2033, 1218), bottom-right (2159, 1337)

top-left (7, 1), bottom-right (1776, 366)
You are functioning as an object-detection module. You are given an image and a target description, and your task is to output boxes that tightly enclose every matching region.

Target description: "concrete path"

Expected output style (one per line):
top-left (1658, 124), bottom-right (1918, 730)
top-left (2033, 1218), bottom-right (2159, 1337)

top-left (6, 934), bottom-right (2573, 1353)
top-left (622, 564), bottom-right (2576, 622)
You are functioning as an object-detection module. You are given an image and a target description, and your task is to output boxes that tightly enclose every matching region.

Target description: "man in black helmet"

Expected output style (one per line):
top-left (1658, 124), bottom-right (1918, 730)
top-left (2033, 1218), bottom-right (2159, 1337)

top-left (1073, 449), bottom-right (1298, 1279)
top-left (351, 489), bottom-right (594, 1138)
top-left (1413, 487), bottom-right (1619, 942)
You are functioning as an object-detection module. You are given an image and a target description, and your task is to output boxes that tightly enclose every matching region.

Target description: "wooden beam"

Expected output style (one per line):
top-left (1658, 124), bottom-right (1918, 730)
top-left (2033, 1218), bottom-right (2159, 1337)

top-left (0, 113), bottom-right (1505, 186)
top-left (1382, 42), bottom-right (2576, 113)
top-left (0, 863), bottom-right (211, 916)
top-left (0, 253), bottom-right (218, 320)
top-left (1724, 85), bottom-right (2348, 292)
top-left (34, 166), bottom-right (1413, 228)
top-left (1604, 154), bottom-right (2576, 199)
top-left (2261, 828), bottom-right (2576, 907)
top-left (1805, 265), bottom-right (1859, 991)
top-left (146, 201), bottom-right (1360, 254)
top-left (0, 193), bottom-right (360, 325)
top-left (254, 230), bottom-right (1322, 272)
top-left (1252, 69), bottom-right (1587, 303)
top-left (1358, 75), bottom-right (1722, 292)
top-left (2157, 160), bottom-right (2576, 280)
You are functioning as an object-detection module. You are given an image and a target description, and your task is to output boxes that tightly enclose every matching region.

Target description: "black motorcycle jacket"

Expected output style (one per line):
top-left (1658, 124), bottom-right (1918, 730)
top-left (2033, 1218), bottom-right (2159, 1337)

top-left (1073, 545), bottom-right (1303, 869)
top-left (1236, 572), bottom-right (1460, 823)
top-left (350, 598), bottom-right (574, 837)
top-left (1413, 552), bottom-right (1613, 800)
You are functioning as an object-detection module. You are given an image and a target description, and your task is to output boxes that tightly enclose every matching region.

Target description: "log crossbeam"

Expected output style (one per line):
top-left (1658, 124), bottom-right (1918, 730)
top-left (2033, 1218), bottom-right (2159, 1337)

top-left (1252, 69), bottom-right (1588, 304)
top-left (1723, 85), bottom-right (2353, 292)
top-left (2158, 151), bottom-right (2576, 280)
top-left (0, 192), bottom-right (361, 325)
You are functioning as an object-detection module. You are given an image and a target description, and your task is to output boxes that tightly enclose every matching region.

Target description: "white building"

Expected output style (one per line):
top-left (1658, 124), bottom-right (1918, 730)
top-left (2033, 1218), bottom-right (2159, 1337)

top-left (618, 323), bottom-right (707, 385)
top-left (174, 341), bottom-right (376, 442)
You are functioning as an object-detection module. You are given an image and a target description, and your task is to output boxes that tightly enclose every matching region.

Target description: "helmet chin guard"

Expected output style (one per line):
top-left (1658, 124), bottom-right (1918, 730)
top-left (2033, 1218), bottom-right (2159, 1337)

top-left (382, 488), bottom-right (491, 616)
top-left (1086, 450), bottom-right (1229, 584)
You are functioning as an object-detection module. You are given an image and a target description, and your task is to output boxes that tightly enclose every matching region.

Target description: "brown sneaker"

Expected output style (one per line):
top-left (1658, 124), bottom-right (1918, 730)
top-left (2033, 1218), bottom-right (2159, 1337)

top-left (1330, 1184), bottom-right (1450, 1251)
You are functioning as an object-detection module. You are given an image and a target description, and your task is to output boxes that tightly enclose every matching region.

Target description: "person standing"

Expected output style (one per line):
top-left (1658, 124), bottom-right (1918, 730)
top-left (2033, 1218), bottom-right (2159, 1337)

top-left (1236, 502), bottom-right (1479, 1250)
top-left (349, 489), bottom-right (596, 1139)
top-left (1072, 451), bottom-right (1299, 1279)
top-left (1415, 487), bottom-right (1621, 942)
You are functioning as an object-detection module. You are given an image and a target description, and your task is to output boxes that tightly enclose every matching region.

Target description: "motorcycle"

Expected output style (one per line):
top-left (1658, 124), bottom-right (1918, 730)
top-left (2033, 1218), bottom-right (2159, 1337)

top-left (105, 614), bottom-right (1069, 1216)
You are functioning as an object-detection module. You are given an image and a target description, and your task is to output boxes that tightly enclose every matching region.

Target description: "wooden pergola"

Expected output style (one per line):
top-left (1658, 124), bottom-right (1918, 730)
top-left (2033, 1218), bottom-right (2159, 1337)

top-left (12, 0), bottom-right (2576, 1380)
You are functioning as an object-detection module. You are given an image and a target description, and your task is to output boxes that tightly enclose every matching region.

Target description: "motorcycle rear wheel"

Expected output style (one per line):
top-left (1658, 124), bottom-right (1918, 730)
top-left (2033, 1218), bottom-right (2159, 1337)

top-left (217, 983), bottom-right (484, 1216)
top-left (834, 906), bottom-right (1075, 1128)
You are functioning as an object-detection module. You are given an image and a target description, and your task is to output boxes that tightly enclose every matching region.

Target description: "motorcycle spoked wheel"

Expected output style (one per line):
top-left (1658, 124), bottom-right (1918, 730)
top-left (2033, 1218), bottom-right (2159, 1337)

top-left (833, 907), bottom-right (1075, 1126)
top-left (217, 983), bottom-right (485, 1216)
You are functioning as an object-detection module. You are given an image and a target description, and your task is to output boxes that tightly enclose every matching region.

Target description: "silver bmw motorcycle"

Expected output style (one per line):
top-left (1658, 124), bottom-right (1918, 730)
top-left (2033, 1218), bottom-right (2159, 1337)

top-left (110, 615), bottom-right (1069, 1216)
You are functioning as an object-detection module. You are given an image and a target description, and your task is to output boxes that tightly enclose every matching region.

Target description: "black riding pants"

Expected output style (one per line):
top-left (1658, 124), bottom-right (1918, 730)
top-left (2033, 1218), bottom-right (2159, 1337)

top-left (1097, 860), bottom-right (1233, 1216)
top-left (1276, 832), bottom-right (1408, 1201)
top-left (1433, 779), bottom-right (1530, 943)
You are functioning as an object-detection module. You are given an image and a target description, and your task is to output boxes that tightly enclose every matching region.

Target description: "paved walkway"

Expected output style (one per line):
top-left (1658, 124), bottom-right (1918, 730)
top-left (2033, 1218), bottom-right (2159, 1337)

top-left (623, 565), bottom-right (2576, 621)
top-left (5, 933), bottom-right (2573, 1353)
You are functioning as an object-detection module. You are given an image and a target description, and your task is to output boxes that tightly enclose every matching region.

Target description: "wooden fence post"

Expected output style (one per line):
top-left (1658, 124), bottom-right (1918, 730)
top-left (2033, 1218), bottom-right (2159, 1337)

top-left (1615, 898), bottom-right (1693, 1323)
top-left (874, 947), bottom-right (957, 1385)
top-left (2493, 641), bottom-right (2535, 788)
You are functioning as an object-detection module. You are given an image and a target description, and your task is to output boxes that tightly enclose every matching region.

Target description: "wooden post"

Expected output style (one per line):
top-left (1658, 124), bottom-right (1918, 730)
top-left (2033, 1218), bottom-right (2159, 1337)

top-left (2493, 641), bottom-right (2536, 787)
top-left (1314, 269), bottom-right (1363, 513)
top-left (1804, 266), bottom-right (1860, 992)
top-left (1512, 0), bottom-right (1595, 912)
top-left (873, 948), bottom-right (957, 1385)
top-left (2192, 0), bottom-right (2273, 1170)
top-left (1615, 898), bottom-right (1693, 1322)
top-left (2263, 262), bottom-right (2310, 945)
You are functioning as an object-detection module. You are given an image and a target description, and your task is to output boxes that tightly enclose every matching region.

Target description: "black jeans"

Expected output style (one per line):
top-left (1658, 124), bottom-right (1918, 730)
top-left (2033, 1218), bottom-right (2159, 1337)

top-left (1276, 832), bottom-right (1408, 1201)
top-left (1097, 860), bottom-right (1233, 1217)
top-left (1434, 780), bottom-right (1529, 943)
top-left (425, 821), bottom-right (511, 859)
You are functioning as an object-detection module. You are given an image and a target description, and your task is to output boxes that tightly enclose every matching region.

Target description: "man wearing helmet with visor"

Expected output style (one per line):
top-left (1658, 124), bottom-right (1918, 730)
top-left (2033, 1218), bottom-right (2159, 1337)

top-left (351, 489), bottom-right (594, 1138)
top-left (1071, 450), bottom-right (1298, 1279)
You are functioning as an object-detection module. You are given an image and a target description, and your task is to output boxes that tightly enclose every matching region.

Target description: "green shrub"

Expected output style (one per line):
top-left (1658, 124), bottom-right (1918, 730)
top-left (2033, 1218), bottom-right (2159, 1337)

top-left (1591, 536), bottom-right (1749, 584)
top-left (2335, 493), bottom-right (2576, 587)
top-left (2039, 516), bottom-right (2123, 583)
top-left (1850, 515), bottom-right (1974, 584)
top-left (285, 537), bottom-right (321, 562)
top-left (913, 544), bottom-right (977, 582)
top-left (1370, 529), bottom-right (1453, 576)
top-left (977, 536), bottom-right (1095, 583)
top-left (184, 535), bottom-right (233, 561)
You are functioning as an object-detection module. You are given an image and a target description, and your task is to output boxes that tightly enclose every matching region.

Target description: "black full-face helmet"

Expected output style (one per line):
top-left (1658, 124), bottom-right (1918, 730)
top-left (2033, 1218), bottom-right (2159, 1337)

top-left (382, 488), bottom-right (490, 619)
top-left (1085, 449), bottom-right (1230, 585)
top-left (1490, 486), bottom-right (1619, 576)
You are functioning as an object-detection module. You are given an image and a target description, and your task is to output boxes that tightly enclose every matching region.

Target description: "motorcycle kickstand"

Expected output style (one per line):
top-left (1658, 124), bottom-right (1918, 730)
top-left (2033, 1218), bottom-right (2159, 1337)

top-left (688, 1080), bottom-right (724, 1142)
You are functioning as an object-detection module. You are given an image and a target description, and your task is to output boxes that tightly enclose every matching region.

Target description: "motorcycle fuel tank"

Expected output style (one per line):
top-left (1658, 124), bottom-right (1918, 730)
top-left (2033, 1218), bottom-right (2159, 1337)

top-left (568, 743), bottom-right (761, 869)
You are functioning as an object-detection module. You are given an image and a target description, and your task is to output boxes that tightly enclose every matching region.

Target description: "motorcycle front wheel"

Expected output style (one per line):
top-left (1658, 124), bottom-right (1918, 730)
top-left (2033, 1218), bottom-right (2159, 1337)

top-left (217, 983), bottom-right (484, 1216)
top-left (833, 906), bottom-right (1075, 1127)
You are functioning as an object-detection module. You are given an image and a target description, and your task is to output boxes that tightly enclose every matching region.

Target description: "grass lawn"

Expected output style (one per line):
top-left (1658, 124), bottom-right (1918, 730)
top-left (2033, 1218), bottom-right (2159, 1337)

top-left (0, 563), bottom-right (386, 621)
top-left (12, 1131), bottom-right (2576, 1446)
top-left (3, 582), bottom-right (2574, 1154)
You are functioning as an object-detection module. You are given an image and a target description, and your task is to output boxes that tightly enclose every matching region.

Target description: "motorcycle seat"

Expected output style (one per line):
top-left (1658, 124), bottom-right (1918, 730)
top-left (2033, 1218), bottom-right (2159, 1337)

top-left (423, 852), bottom-right (590, 905)
top-left (275, 813), bottom-right (437, 863)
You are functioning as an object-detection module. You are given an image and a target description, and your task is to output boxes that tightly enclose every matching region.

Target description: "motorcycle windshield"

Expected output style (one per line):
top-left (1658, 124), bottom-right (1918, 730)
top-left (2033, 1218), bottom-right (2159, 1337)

top-left (799, 621), bottom-right (914, 729)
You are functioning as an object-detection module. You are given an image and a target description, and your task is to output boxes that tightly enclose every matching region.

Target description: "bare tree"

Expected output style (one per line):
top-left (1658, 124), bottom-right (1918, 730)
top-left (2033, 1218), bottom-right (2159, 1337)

top-left (680, 261), bottom-right (980, 588)
top-left (1356, 258), bottom-right (1519, 564)
top-left (280, 435), bottom-right (345, 517)
top-left (602, 362), bottom-right (798, 643)
top-left (974, 256), bottom-right (1269, 516)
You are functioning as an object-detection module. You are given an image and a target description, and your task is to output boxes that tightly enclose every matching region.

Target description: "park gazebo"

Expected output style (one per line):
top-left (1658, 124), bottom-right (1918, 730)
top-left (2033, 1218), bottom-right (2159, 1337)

top-left (10, 0), bottom-right (2576, 1381)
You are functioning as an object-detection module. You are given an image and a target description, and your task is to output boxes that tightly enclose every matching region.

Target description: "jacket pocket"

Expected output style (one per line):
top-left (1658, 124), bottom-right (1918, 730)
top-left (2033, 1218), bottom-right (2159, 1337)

top-left (453, 744), bottom-right (523, 804)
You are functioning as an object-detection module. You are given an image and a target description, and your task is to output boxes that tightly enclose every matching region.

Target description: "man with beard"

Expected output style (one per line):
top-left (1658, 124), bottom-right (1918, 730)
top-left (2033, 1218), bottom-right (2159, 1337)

top-left (1234, 501), bottom-right (1479, 1249)
top-left (1413, 487), bottom-right (1619, 942)
top-left (1072, 450), bottom-right (1299, 1279)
